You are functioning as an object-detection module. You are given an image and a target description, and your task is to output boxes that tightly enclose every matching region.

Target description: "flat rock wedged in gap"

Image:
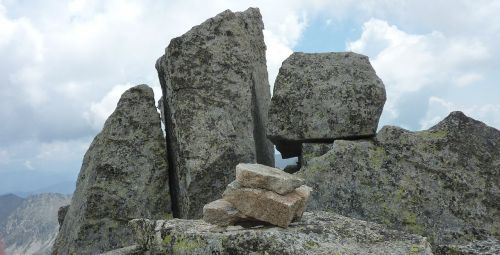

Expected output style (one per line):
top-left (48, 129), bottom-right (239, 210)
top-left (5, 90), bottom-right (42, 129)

top-left (298, 111), bottom-right (500, 254)
top-left (52, 85), bottom-right (171, 255)
top-left (156, 7), bottom-right (274, 218)
top-left (268, 52), bottom-right (386, 158)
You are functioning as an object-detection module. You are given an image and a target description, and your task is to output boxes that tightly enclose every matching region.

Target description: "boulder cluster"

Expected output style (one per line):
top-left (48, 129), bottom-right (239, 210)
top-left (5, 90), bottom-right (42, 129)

top-left (52, 6), bottom-right (499, 255)
top-left (203, 163), bottom-right (311, 228)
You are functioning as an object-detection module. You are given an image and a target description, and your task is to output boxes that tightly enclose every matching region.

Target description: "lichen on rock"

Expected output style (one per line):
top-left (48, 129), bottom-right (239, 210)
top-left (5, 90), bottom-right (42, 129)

top-left (299, 111), bottom-right (500, 254)
top-left (52, 85), bottom-right (171, 255)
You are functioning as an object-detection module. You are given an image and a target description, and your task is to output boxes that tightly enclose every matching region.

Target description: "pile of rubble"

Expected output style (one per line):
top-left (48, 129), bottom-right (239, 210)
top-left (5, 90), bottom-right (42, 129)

top-left (203, 163), bottom-right (312, 228)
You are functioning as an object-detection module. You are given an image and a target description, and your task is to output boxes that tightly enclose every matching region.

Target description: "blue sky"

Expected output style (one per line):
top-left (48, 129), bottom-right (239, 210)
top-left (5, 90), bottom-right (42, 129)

top-left (1, 0), bottom-right (499, 194)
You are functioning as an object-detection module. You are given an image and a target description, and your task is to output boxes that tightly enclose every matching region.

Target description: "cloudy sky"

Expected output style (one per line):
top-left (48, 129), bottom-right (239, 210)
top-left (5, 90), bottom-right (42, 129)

top-left (1, 0), bottom-right (499, 194)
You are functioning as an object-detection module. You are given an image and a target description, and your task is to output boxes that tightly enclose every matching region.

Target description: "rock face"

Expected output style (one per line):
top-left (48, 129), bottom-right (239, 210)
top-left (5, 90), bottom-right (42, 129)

top-left (236, 163), bottom-right (304, 194)
top-left (156, 7), bottom-right (274, 218)
top-left (57, 205), bottom-right (69, 230)
top-left (298, 111), bottom-right (500, 253)
top-left (300, 143), bottom-right (333, 167)
top-left (223, 181), bottom-right (311, 228)
top-left (52, 85), bottom-right (171, 255)
top-left (268, 52), bottom-right (386, 158)
top-left (128, 211), bottom-right (433, 255)
top-left (1, 193), bottom-right (70, 255)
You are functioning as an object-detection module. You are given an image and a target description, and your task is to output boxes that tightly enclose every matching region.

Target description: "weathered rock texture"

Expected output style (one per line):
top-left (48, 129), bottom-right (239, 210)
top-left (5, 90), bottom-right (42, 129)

top-left (57, 205), bottom-right (69, 230)
top-left (223, 181), bottom-right (311, 228)
top-left (202, 199), bottom-right (246, 227)
top-left (236, 163), bottom-right (304, 194)
top-left (156, 7), bottom-right (274, 218)
top-left (268, 52), bottom-right (386, 158)
top-left (298, 111), bottom-right (500, 253)
top-left (300, 143), bottom-right (333, 167)
top-left (128, 211), bottom-right (433, 254)
top-left (52, 85), bottom-right (171, 255)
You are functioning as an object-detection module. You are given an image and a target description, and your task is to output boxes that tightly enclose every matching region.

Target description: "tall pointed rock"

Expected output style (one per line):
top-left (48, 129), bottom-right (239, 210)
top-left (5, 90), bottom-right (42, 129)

top-left (52, 85), bottom-right (171, 255)
top-left (156, 7), bottom-right (274, 218)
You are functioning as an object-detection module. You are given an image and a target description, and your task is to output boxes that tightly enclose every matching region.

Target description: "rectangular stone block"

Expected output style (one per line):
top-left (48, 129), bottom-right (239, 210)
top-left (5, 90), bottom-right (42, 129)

top-left (236, 163), bottom-right (304, 195)
top-left (202, 199), bottom-right (245, 227)
top-left (223, 181), bottom-right (311, 228)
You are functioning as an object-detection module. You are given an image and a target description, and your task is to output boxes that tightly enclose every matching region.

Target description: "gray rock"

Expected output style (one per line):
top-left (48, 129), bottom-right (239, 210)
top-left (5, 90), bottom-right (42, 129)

top-left (202, 199), bottom-right (246, 227)
top-left (128, 211), bottom-right (433, 254)
top-left (156, 7), bottom-right (274, 218)
top-left (52, 85), bottom-right (171, 255)
top-left (236, 163), bottom-right (304, 195)
top-left (298, 111), bottom-right (500, 253)
top-left (300, 143), bottom-right (333, 167)
top-left (100, 245), bottom-right (142, 255)
top-left (434, 238), bottom-right (500, 255)
top-left (268, 52), bottom-right (386, 158)
top-left (57, 205), bottom-right (69, 230)
top-left (222, 181), bottom-right (311, 228)
top-left (283, 164), bottom-right (300, 174)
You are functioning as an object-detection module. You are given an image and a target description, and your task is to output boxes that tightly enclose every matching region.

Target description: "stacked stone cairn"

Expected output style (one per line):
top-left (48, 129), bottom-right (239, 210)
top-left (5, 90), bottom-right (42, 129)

top-left (203, 163), bottom-right (312, 228)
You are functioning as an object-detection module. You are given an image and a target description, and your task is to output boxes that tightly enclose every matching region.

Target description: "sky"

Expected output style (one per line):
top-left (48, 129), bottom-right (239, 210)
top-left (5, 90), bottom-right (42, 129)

top-left (0, 0), bottom-right (499, 194)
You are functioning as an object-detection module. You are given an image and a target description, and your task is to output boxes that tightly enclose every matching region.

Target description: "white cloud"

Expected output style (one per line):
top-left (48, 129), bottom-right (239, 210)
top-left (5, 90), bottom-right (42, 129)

top-left (36, 138), bottom-right (92, 161)
top-left (454, 73), bottom-right (483, 87)
top-left (23, 160), bottom-right (34, 170)
top-left (348, 18), bottom-right (489, 121)
top-left (0, 149), bottom-right (9, 164)
top-left (83, 84), bottom-right (131, 131)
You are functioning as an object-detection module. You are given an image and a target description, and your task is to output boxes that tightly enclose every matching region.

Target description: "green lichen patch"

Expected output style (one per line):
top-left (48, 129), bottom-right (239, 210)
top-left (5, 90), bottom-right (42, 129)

top-left (369, 146), bottom-right (386, 168)
top-left (416, 130), bottom-right (447, 140)
top-left (172, 236), bottom-right (205, 253)
top-left (303, 240), bottom-right (320, 250)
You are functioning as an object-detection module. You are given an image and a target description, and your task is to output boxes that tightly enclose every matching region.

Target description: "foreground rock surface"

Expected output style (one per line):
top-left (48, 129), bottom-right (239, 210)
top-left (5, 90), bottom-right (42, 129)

top-left (268, 52), bottom-right (386, 158)
top-left (223, 181), bottom-right (311, 228)
top-left (236, 163), bottom-right (304, 194)
top-left (156, 7), bottom-right (274, 219)
top-left (299, 111), bottom-right (500, 254)
top-left (53, 85), bottom-right (171, 255)
top-left (127, 211), bottom-right (432, 255)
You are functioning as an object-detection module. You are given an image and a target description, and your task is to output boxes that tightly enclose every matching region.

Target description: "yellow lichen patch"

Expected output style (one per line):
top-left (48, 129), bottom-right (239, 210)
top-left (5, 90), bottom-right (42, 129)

top-left (369, 147), bottom-right (386, 169)
top-left (303, 240), bottom-right (320, 249)
top-left (409, 244), bottom-right (423, 254)
top-left (172, 236), bottom-right (204, 253)
top-left (416, 130), bottom-right (447, 140)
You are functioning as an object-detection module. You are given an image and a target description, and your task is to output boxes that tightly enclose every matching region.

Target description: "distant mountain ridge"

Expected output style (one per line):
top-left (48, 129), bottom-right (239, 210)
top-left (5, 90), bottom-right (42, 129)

top-left (0, 194), bottom-right (24, 232)
top-left (0, 193), bottom-right (71, 255)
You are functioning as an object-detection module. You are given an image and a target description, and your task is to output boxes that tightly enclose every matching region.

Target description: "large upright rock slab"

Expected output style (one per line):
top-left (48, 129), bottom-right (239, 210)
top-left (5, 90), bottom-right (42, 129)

top-left (156, 8), bottom-right (274, 218)
top-left (268, 52), bottom-right (386, 158)
top-left (52, 85), bottom-right (171, 255)
top-left (128, 211), bottom-right (433, 254)
top-left (298, 111), bottom-right (500, 254)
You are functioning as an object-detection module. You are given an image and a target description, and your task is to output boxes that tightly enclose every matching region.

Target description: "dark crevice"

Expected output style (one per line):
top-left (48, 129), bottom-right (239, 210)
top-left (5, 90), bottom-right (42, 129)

top-left (250, 74), bottom-right (273, 166)
top-left (156, 57), bottom-right (180, 218)
top-left (270, 134), bottom-right (376, 159)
